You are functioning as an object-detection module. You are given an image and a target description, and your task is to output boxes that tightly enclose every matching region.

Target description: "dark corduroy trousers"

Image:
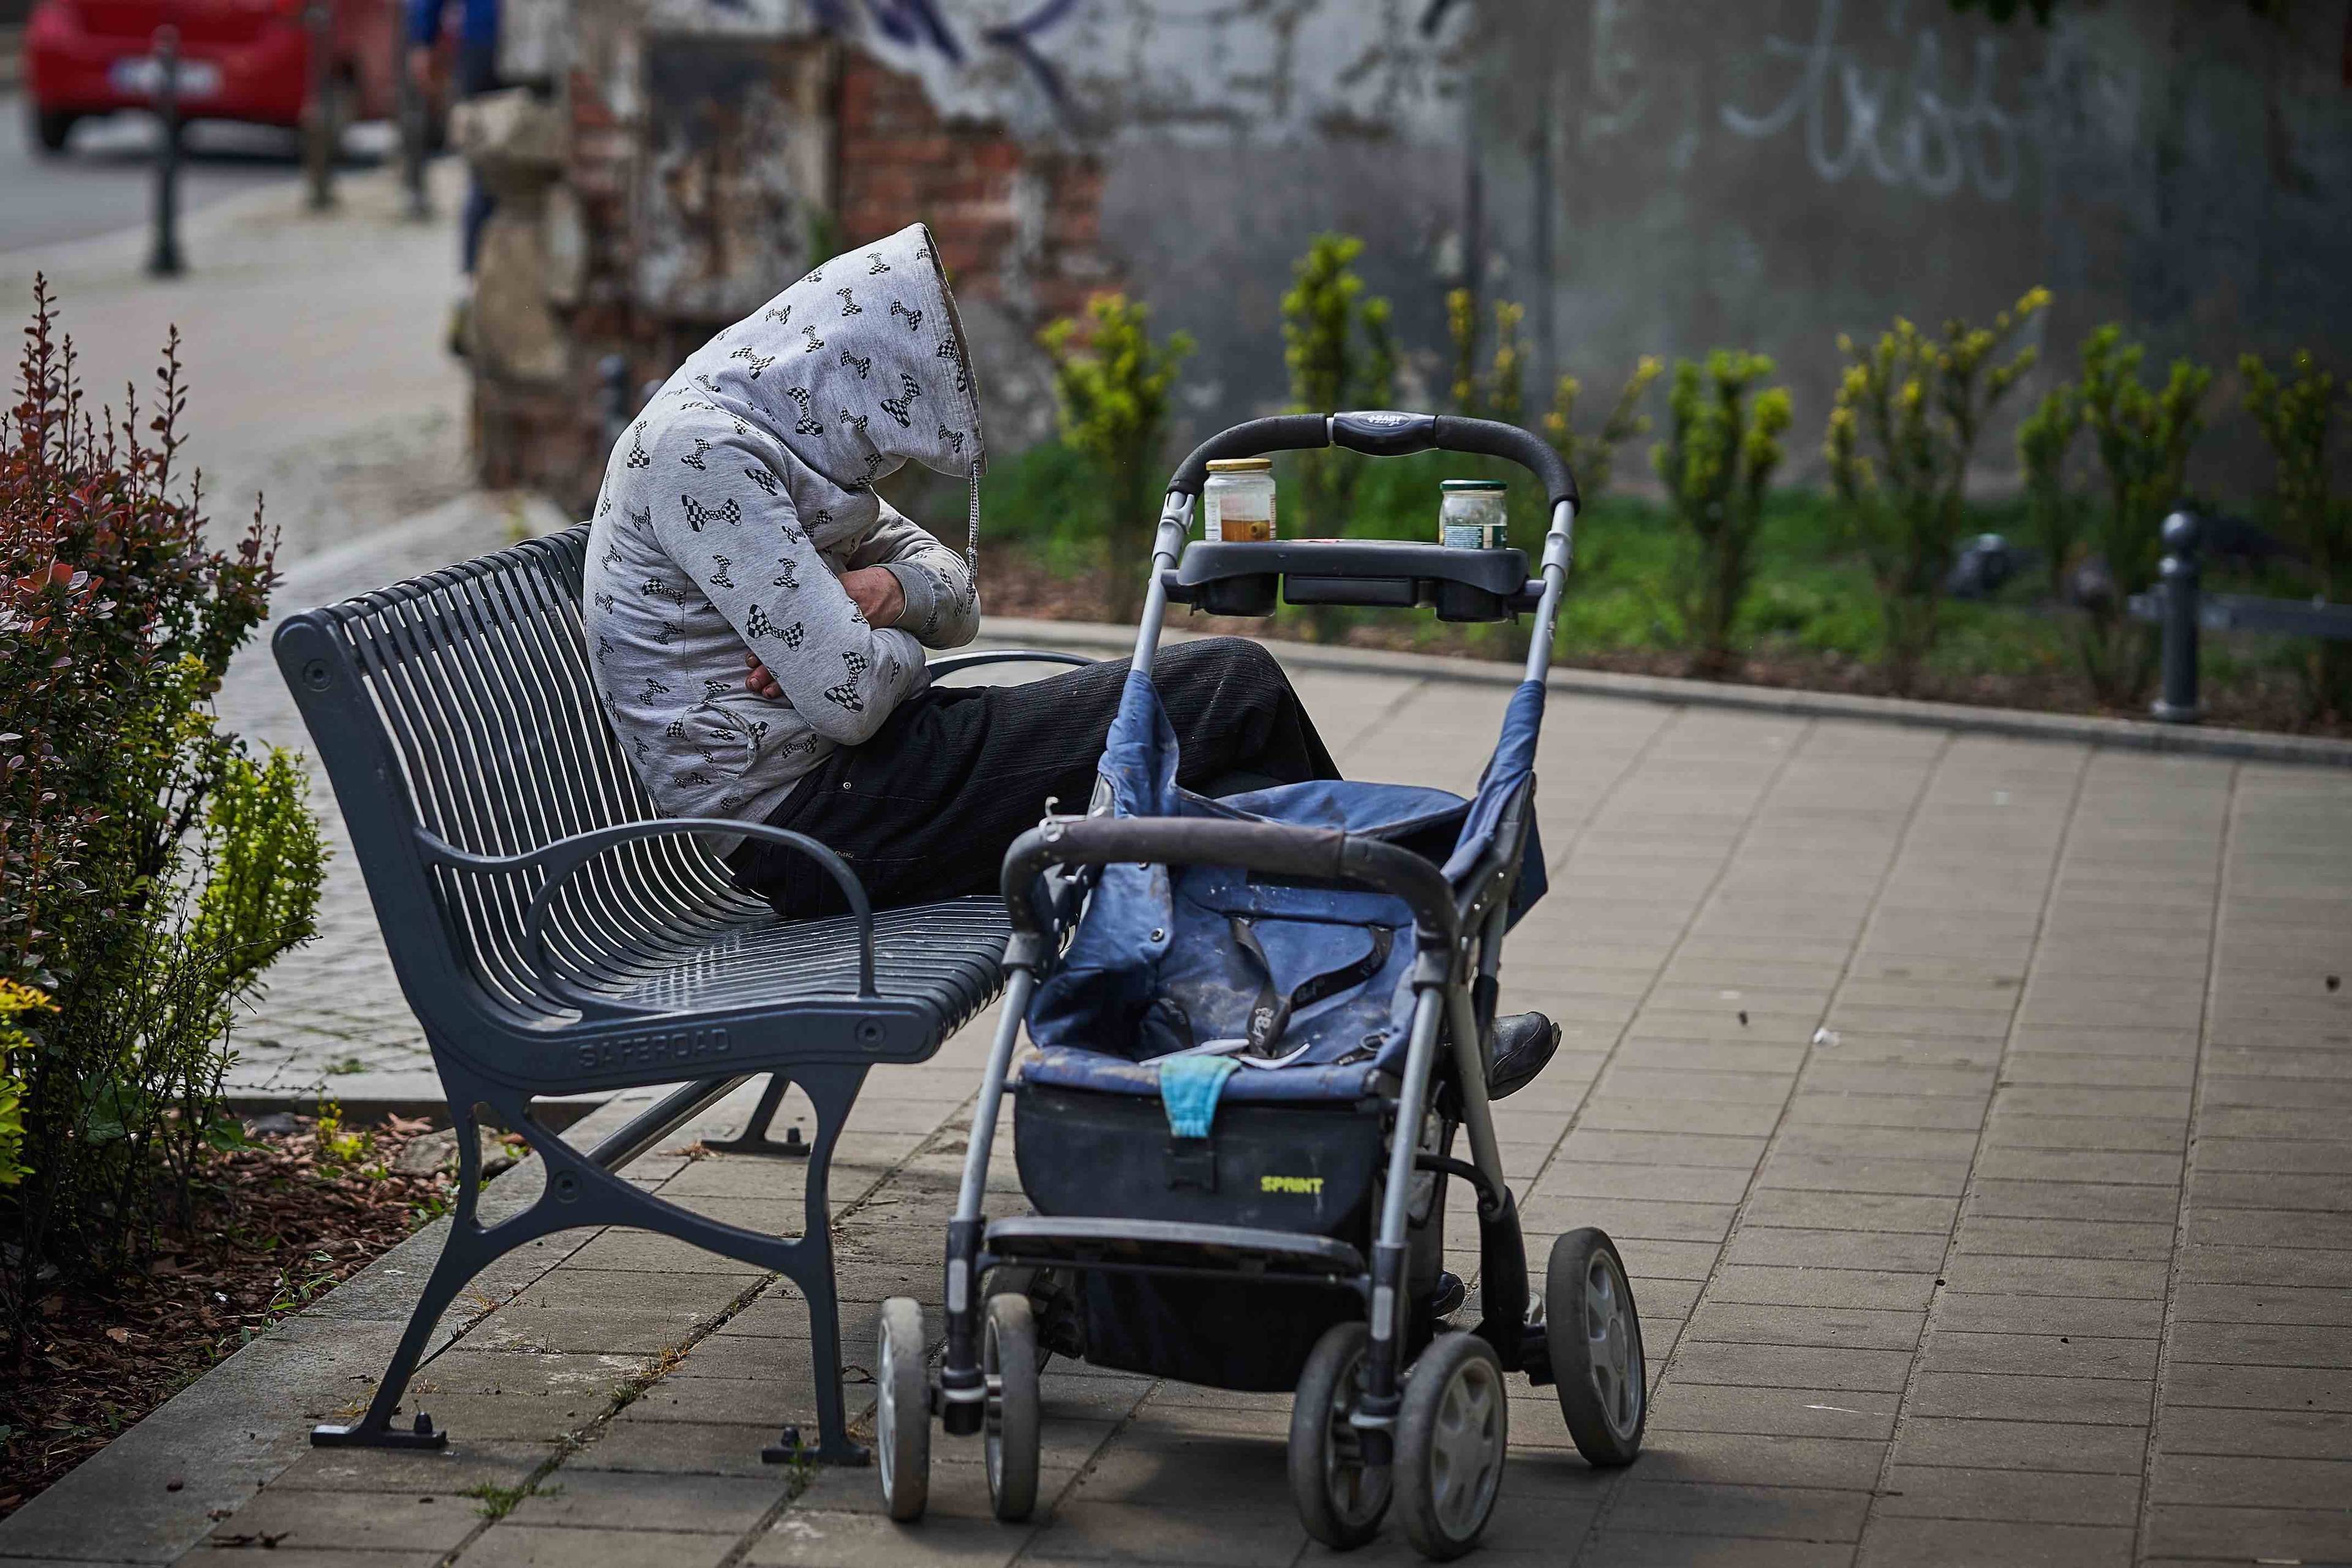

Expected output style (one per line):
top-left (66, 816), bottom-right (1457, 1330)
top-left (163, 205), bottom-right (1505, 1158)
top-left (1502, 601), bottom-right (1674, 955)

top-left (726, 636), bottom-right (1339, 918)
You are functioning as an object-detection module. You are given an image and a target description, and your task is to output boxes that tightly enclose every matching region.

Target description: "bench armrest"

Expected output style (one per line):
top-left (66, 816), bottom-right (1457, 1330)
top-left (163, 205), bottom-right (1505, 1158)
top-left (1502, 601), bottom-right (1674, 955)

top-left (413, 820), bottom-right (876, 1012)
top-left (927, 648), bottom-right (1098, 678)
top-left (527, 820), bottom-right (874, 1005)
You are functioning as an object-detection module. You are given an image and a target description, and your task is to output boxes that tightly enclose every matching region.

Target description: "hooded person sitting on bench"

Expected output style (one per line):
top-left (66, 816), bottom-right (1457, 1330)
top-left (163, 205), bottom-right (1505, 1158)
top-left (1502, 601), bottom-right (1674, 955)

top-left (583, 222), bottom-right (1338, 921)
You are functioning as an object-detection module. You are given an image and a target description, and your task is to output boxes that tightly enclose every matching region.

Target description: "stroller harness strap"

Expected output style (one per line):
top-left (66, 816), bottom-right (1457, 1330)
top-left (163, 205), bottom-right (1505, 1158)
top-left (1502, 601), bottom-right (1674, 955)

top-left (1233, 918), bottom-right (1395, 1059)
top-left (1157, 919), bottom-right (1396, 1071)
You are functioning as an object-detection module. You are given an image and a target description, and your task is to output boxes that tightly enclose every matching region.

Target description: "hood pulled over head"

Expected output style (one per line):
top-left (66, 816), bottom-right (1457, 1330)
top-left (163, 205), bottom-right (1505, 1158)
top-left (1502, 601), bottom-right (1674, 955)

top-left (685, 222), bottom-right (985, 495)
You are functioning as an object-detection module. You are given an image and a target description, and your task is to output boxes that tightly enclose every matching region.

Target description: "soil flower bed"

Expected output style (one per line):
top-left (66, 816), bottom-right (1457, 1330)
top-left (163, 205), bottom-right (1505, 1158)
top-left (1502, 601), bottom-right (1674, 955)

top-left (0, 1113), bottom-right (507, 1519)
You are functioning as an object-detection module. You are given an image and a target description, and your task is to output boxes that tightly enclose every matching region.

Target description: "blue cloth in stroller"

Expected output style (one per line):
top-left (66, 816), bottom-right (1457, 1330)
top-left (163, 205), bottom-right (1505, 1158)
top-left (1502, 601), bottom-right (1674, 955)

top-left (1025, 668), bottom-right (1548, 1109)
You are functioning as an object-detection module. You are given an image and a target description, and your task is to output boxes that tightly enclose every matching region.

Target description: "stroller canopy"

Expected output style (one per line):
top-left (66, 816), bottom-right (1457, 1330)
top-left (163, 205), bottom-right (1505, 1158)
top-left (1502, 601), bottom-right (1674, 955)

top-left (1025, 665), bottom-right (1548, 1109)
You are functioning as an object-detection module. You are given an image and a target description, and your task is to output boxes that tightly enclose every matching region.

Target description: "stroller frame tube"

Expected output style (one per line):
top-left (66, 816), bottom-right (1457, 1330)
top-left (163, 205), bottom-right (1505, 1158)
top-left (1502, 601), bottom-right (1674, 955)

top-left (1525, 499), bottom-right (1576, 685)
top-left (1129, 499), bottom-right (1195, 677)
top-left (941, 500), bottom-right (1199, 1423)
top-left (940, 965), bottom-right (1037, 1425)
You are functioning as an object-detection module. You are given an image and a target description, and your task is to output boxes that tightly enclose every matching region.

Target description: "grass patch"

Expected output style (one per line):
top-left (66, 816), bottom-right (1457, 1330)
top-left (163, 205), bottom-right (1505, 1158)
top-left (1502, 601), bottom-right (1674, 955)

top-left (460, 1479), bottom-right (561, 1520)
top-left (946, 437), bottom-right (2343, 732)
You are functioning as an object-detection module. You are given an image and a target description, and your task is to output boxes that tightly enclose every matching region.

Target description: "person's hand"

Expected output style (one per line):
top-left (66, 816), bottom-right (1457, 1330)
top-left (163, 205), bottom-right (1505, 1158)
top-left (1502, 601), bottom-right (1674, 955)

top-left (840, 566), bottom-right (905, 627)
top-left (744, 650), bottom-right (783, 699)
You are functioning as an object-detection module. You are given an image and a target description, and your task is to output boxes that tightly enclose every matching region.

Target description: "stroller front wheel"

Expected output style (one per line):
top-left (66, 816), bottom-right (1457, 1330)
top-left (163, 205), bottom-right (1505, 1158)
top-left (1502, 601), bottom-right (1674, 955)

top-left (1396, 1332), bottom-right (1507, 1561)
top-left (1545, 1229), bottom-right (1646, 1466)
top-left (876, 1297), bottom-right (930, 1521)
top-left (984, 1293), bottom-right (1041, 1521)
top-left (1289, 1321), bottom-right (1392, 1549)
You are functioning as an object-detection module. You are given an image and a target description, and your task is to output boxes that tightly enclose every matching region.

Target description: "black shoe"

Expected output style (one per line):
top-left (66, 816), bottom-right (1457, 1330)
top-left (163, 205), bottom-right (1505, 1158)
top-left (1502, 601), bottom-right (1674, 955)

top-left (1487, 1011), bottom-right (1560, 1100)
top-left (1026, 1267), bottom-right (1087, 1360)
top-left (1422, 1270), bottom-right (1468, 1321)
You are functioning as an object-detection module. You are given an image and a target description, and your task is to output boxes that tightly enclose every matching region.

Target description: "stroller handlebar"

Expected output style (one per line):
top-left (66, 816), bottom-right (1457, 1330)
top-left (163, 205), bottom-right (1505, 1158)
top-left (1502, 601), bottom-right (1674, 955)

top-left (1000, 815), bottom-right (1462, 955)
top-left (1166, 411), bottom-right (1579, 511)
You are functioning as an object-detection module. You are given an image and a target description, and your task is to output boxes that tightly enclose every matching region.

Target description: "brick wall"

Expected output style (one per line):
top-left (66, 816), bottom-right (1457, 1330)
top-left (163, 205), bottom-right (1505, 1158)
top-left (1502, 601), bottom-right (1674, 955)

top-left (834, 51), bottom-right (1109, 323)
top-left (467, 41), bottom-right (1114, 512)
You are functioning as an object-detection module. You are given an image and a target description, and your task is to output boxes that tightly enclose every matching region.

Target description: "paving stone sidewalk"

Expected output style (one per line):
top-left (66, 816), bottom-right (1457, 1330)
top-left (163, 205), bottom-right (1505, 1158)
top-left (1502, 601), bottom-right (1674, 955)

top-left (2, 160), bottom-right (475, 570)
top-left (13, 558), bottom-right (2351, 1566)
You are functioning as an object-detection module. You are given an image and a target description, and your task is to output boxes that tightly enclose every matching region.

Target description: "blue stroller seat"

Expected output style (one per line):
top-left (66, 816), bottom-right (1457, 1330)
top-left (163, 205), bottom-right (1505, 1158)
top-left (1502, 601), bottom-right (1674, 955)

top-left (1026, 669), bottom-right (1545, 1099)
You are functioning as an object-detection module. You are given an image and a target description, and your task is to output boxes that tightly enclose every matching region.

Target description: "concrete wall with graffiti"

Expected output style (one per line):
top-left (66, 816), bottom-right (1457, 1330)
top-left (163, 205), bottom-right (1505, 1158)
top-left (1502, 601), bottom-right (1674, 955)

top-left (478, 0), bottom-right (2350, 501)
top-left (1482, 0), bottom-right (2351, 484)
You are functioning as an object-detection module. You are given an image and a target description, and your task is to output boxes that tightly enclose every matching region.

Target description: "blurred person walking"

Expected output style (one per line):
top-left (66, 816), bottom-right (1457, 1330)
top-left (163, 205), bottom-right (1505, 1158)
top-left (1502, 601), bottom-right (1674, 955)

top-left (407, 0), bottom-right (498, 353)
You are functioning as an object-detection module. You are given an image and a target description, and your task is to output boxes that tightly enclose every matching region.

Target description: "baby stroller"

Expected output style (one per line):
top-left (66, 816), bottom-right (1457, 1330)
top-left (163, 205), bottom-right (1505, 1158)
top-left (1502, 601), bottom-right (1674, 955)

top-left (875, 412), bottom-right (1646, 1559)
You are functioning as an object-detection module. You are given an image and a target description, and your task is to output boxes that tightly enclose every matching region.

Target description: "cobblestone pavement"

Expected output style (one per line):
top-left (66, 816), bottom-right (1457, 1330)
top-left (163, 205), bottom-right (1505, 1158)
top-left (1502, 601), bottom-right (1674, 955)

top-left (19, 638), bottom-right (2342, 1568)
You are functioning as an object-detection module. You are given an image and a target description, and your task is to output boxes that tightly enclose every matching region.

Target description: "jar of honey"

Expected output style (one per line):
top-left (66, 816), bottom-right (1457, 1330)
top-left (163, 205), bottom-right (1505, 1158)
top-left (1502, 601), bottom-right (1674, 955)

top-left (1439, 479), bottom-right (1508, 549)
top-left (1203, 458), bottom-right (1278, 542)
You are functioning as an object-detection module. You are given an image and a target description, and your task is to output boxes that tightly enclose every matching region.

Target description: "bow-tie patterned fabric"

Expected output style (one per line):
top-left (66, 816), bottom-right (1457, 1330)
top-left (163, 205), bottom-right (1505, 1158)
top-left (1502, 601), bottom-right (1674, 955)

top-left (581, 222), bottom-right (987, 850)
top-left (684, 221), bottom-right (984, 538)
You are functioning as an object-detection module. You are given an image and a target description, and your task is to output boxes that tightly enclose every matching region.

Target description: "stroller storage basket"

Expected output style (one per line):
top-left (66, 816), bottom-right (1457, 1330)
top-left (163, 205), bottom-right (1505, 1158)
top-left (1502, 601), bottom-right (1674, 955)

top-left (1009, 1081), bottom-right (1446, 1393)
top-left (1013, 1080), bottom-right (1389, 1236)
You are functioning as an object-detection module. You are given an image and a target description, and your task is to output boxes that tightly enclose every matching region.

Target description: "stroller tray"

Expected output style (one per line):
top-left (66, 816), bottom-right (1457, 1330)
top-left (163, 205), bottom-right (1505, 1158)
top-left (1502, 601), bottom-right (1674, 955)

top-left (1163, 538), bottom-right (1537, 622)
top-left (985, 1215), bottom-right (1365, 1284)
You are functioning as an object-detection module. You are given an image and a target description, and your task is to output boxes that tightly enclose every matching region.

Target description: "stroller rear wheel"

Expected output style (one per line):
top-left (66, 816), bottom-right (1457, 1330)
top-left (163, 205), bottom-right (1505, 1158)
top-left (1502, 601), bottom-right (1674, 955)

top-left (1289, 1321), bottom-right (1392, 1548)
top-left (1545, 1229), bottom-right (1646, 1465)
top-left (876, 1297), bottom-right (930, 1521)
top-left (984, 1294), bottom-right (1041, 1521)
top-left (1396, 1332), bottom-right (1507, 1561)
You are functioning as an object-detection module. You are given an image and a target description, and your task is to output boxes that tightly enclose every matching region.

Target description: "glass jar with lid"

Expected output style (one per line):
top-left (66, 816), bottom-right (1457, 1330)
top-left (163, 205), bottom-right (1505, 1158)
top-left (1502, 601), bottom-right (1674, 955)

top-left (1439, 479), bottom-right (1509, 549)
top-left (1203, 458), bottom-right (1278, 543)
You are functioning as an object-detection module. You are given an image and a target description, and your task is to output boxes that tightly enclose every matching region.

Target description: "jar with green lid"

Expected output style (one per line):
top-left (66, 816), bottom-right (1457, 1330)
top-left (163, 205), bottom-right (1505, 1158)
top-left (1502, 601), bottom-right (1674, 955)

top-left (1203, 458), bottom-right (1277, 542)
top-left (1439, 479), bottom-right (1508, 549)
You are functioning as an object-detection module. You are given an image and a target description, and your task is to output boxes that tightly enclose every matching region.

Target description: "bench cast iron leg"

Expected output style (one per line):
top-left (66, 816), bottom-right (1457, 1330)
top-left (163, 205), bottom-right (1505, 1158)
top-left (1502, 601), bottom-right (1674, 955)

top-left (704, 1072), bottom-right (813, 1158)
top-left (313, 1079), bottom-right (502, 1450)
top-left (314, 1060), bottom-right (874, 1468)
top-left (759, 1064), bottom-right (864, 1466)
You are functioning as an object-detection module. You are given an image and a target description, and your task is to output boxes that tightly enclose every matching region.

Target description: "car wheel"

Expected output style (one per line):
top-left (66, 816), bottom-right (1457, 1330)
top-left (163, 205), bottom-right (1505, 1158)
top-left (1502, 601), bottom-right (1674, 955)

top-left (33, 107), bottom-right (77, 155)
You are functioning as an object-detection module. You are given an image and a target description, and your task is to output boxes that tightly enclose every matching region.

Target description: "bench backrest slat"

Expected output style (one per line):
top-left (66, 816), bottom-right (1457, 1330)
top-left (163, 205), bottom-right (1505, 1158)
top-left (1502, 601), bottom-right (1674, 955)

top-left (296, 527), bottom-right (745, 1018)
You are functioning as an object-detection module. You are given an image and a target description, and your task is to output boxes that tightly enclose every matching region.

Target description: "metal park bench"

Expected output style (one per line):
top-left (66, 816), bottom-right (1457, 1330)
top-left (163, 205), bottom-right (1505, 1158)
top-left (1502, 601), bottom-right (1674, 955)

top-left (273, 524), bottom-right (1088, 1464)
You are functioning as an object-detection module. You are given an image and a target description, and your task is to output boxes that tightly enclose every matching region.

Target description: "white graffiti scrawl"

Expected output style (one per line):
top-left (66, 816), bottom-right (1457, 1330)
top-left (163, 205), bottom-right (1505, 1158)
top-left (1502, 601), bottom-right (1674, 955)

top-left (1719, 0), bottom-right (2035, 202)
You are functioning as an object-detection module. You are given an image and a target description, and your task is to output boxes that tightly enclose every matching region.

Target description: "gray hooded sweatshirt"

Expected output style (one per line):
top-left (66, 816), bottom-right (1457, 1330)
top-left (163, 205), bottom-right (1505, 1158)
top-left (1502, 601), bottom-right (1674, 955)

top-left (584, 223), bottom-right (984, 848)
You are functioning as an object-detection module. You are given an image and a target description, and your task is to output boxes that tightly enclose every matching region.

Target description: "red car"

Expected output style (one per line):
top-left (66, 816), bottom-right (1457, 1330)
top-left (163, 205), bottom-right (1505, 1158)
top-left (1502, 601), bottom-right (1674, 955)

top-left (22, 0), bottom-right (435, 154)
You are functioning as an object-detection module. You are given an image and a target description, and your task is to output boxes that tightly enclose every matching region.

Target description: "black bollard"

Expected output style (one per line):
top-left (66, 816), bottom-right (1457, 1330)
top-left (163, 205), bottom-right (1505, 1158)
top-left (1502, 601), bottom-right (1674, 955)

top-left (394, 5), bottom-right (428, 219)
top-left (302, 0), bottom-right (337, 211)
top-left (2150, 511), bottom-right (2203, 724)
top-left (147, 25), bottom-right (183, 277)
top-left (600, 354), bottom-right (634, 455)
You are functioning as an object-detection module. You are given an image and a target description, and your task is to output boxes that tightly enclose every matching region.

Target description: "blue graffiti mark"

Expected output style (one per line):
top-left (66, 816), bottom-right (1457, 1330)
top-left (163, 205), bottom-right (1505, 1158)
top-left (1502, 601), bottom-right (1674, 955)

top-left (810, 0), bottom-right (1080, 121)
top-left (980, 0), bottom-right (1082, 116)
top-left (809, 0), bottom-right (962, 64)
top-left (872, 0), bottom-right (965, 63)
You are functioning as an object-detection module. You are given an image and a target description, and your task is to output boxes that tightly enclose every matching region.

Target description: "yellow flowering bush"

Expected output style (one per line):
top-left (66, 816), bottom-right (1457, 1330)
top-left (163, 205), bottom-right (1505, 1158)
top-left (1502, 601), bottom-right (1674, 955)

top-left (1654, 351), bottom-right (1795, 677)
top-left (1825, 289), bottom-right (2047, 693)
